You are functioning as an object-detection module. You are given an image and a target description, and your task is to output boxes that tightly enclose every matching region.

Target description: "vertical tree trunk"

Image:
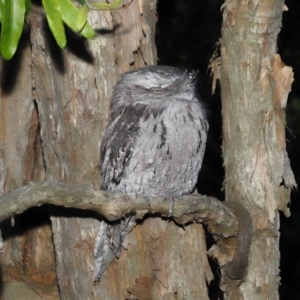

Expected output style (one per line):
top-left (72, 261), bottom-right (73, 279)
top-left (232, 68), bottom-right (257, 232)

top-left (0, 30), bottom-right (59, 299)
top-left (30, 1), bottom-right (211, 299)
top-left (219, 0), bottom-right (296, 298)
top-left (30, 4), bottom-right (114, 298)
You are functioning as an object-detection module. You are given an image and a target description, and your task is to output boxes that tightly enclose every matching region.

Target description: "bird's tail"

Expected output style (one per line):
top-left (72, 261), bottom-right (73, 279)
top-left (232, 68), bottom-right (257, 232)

top-left (93, 216), bottom-right (136, 283)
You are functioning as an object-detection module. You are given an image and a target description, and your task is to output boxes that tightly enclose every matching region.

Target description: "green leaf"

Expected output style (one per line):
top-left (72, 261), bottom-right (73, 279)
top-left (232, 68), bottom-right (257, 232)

top-left (0, 0), bottom-right (4, 23)
top-left (0, 0), bottom-right (26, 60)
top-left (87, 0), bottom-right (122, 10)
top-left (77, 4), bottom-right (88, 32)
top-left (42, 0), bottom-right (66, 49)
top-left (74, 0), bottom-right (86, 5)
top-left (60, 0), bottom-right (94, 39)
top-left (25, 0), bottom-right (31, 14)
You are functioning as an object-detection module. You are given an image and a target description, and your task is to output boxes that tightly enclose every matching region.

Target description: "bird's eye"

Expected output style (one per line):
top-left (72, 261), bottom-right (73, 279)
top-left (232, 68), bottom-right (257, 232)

top-left (149, 87), bottom-right (162, 93)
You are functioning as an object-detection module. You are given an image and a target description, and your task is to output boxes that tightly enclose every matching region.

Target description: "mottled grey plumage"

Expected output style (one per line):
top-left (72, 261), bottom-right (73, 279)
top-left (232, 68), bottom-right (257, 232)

top-left (94, 65), bottom-right (208, 283)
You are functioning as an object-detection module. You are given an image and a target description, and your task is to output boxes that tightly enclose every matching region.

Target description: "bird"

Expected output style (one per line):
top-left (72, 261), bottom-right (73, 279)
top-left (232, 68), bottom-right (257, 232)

top-left (93, 65), bottom-right (208, 283)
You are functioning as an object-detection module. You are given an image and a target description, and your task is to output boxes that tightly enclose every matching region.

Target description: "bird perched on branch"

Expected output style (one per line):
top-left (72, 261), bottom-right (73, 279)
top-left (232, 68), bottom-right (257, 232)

top-left (94, 65), bottom-right (208, 283)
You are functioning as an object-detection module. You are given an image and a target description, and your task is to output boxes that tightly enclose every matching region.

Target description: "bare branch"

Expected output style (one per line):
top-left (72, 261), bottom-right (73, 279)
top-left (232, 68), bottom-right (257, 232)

top-left (0, 181), bottom-right (253, 280)
top-left (0, 181), bottom-right (237, 238)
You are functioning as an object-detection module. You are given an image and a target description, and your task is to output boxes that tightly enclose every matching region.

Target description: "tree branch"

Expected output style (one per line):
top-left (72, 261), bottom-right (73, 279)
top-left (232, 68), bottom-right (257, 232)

top-left (0, 181), bottom-right (237, 239)
top-left (0, 181), bottom-right (253, 280)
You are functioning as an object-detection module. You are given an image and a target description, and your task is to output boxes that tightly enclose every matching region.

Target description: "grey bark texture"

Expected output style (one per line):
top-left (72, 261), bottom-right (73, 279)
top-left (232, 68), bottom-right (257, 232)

top-left (213, 0), bottom-right (296, 299)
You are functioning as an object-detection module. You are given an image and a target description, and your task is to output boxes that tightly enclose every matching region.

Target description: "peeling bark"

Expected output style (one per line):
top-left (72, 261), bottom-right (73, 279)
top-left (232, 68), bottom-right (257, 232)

top-left (217, 0), bottom-right (296, 298)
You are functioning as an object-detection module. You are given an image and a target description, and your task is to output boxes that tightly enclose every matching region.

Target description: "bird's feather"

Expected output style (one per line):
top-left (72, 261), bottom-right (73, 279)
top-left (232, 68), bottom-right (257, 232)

top-left (94, 65), bottom-right (208, 283)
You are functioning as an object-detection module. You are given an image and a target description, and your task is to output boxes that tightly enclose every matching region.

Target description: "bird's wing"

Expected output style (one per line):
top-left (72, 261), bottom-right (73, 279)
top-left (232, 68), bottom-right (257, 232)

top-left (99, 103), bottom-right (149, 190)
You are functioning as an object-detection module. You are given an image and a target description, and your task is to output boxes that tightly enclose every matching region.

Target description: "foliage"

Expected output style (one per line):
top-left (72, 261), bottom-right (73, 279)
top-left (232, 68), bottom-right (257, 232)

top-left (0, 0), bottom-right (123, 60)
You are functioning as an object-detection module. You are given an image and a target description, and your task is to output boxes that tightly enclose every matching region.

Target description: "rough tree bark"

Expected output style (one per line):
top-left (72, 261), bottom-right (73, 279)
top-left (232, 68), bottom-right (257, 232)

top-left (215, 0), bottom-right (296, 299)
top-left (0, 28), bottom-right (58, 299)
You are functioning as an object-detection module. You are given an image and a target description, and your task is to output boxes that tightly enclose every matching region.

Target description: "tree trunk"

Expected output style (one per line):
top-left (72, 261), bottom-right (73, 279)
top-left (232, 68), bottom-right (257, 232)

top-left (219, 0), bottom-right (296, 298)
top-left (0, 27), bottom-right (59, 299)
top-left (1, 1), bottom-right (212, 299)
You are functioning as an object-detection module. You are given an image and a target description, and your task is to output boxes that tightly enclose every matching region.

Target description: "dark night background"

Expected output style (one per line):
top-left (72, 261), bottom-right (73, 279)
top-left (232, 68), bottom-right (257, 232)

top-left (156, 0), bottom-right (300, 299)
